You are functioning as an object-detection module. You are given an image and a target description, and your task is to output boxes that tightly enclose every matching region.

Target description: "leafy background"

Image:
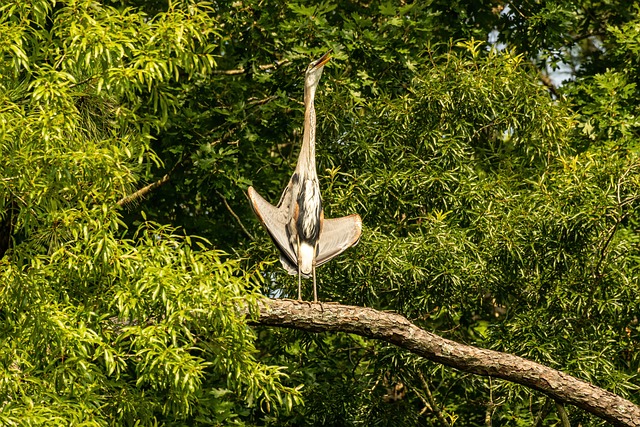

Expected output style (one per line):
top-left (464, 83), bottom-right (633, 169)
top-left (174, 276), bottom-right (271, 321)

top-left (1, 0), bottom-right (639, 425)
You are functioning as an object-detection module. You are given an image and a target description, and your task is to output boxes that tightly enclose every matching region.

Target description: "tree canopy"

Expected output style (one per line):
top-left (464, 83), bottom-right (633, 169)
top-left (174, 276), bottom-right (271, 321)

top-left (1, 0), bottom-right (639, 425)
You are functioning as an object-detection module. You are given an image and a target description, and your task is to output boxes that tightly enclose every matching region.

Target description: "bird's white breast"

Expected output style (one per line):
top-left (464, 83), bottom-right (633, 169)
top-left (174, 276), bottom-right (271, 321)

top-left (298, 241), bottom-right (315, 275)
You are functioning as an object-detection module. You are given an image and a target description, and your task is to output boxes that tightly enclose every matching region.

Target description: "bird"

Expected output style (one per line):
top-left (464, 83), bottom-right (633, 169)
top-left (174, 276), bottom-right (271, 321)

top-left (248, 50), bottom-right (362, 302)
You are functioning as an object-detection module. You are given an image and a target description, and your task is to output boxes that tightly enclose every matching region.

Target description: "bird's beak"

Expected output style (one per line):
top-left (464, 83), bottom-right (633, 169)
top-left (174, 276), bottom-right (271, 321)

top-left (313, 50), bottom-right (332, 69)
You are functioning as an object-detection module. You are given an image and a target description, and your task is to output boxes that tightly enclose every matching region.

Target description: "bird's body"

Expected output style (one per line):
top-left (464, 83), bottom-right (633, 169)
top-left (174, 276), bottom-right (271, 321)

top-left (248, 51), bottom-right (362, 302)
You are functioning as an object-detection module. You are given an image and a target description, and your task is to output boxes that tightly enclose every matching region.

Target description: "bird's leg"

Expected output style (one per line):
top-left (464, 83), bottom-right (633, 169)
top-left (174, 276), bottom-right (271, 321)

top-left (312, 265), bottom-right (317, 303)
top-left (312, 242), bottom-right (319, 302)
top-left (297, 237), bottom-right (302, 301)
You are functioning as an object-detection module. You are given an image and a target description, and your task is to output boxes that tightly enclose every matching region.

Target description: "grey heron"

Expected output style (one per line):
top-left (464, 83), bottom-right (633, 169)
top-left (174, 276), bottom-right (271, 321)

top-left (248, 51), bottom-right (362, 302)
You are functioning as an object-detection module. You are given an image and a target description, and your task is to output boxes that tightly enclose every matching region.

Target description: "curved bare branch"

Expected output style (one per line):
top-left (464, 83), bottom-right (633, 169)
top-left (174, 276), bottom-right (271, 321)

top-left (250, 299), bottom-right (640, 427)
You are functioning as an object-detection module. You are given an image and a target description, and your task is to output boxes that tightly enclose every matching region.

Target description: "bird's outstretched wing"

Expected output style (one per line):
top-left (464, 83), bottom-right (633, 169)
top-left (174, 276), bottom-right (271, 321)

top-left (248, 186), bottom-right (297, 269)
top-left (316, 214), bottom-right (362, 267)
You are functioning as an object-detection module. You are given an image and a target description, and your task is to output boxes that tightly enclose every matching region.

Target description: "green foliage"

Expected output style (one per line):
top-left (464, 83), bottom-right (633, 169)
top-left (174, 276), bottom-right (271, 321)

top-left (2, 0), bottom-right (640, 425)
top-left (0, 1), bottom-right (299, 425)
top-left (306, 45), bottom-right (639, 424)
top-left (1, 219), bottom-right (298, 425)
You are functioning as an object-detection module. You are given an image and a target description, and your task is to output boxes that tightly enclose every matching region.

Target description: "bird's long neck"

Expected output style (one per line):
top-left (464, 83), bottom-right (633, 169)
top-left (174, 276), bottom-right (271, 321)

top-left (298, 85), bottom-right (317, 178)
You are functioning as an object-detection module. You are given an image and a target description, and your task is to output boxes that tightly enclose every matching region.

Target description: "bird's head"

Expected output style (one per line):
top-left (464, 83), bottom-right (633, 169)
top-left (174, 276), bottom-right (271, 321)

top-left (304, 50), bottom-right (332, 91)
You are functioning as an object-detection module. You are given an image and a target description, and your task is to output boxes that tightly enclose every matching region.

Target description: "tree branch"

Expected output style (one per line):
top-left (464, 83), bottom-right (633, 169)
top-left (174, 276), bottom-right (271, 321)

top-left (117, 174), bottom-right (170, 207)
top-left (215, 190), bottom-right (254, 240)
top-left (250, 299), bottom-right (640, 427)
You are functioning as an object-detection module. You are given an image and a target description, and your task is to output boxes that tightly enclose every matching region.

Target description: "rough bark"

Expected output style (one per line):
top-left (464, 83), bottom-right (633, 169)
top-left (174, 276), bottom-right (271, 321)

top-left (250, 299), bottom-right (640, 427)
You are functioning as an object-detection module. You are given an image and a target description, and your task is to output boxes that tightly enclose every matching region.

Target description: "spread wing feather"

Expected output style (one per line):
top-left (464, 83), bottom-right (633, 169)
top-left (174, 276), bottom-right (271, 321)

top-left (316, 214), bottom-right (362, 267)
top-left (247, 186), bottom-right (298, 270)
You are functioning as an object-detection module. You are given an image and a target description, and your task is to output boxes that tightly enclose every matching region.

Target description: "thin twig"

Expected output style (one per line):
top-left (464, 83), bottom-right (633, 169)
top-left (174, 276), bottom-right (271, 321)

top-left (8, 191), bottom-right (37, 216)
top-left (533, 397), bottom-right (553, 427)
top-left (509, 3), bottom-right (527, 18)
top-left (617, 161), bottom-right (640, 205)
top-left (418, 371), bottom-right (451, 427)
top-left (212, 68), bottom-right (245, 75)
top-left (258, 59), bottom-right (291, 71)
top-left (216, 190), bottom-right (254, 240)
top-left (486, 377), bottom-right (494, 427)
top-left (593, 161), bottom-right (640, 279)
top-left (555, 401), bottom-right (571, 427)
top-left (69, 74), bottom-right (101, 89)
top-left (594, 219), bottom-right (621, 278)
top-left (213, 59), bottom-right (290, 75)
top-left (247, 95), bottom-right (278, 106)
top-left (572, 31), bottom-right (606, 43)
top-left (117, 174), bottom-right (170, 207)
top-left (409, 384), bottom-right (432, 415)
top-left (288, 96), bottom-right (304, 106)
top-left (539, 72), bottom-right (560, 98)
